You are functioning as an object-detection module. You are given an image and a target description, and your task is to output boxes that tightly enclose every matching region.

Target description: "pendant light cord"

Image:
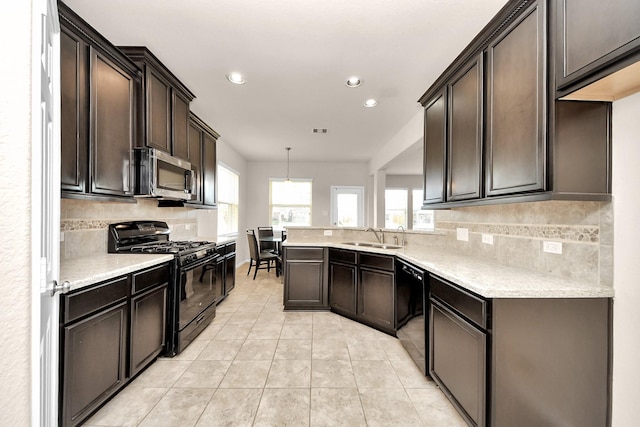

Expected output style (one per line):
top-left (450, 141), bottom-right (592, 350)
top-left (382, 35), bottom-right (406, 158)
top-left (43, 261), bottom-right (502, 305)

top-left (285, 147), bottom-right (291, 181)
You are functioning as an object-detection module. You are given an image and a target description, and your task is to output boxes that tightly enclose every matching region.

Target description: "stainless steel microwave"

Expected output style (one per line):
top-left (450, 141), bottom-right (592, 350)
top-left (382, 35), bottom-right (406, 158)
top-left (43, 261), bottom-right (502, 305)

top-left (134, 148), bottom-right (194, 200)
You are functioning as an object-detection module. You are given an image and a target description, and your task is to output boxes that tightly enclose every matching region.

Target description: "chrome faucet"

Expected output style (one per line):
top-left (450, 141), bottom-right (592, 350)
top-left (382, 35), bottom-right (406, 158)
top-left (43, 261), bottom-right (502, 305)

top-left (397, 225), bottom-right (406, 247)
top-left (365, 227), bottom-right (384, 244)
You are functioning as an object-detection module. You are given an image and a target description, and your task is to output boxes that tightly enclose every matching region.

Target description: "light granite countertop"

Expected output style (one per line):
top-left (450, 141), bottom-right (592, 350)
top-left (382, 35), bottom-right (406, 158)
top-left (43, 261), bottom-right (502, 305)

top-left (284, 241), bottom-right (614, 299)
top-left (60, 254), bottom-right (174, 293)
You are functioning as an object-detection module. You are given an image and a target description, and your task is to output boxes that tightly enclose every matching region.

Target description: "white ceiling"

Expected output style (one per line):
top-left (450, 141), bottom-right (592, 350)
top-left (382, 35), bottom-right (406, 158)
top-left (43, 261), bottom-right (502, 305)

top-left (63, 0), bottom-right (508, 167)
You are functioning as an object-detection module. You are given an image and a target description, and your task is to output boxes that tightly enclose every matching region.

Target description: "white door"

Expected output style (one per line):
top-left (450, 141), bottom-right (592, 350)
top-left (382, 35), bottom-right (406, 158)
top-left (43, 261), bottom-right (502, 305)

top-left (32, 0), bottom-right (61, 425)
top-left (331, 186), bottom-right (364, 227)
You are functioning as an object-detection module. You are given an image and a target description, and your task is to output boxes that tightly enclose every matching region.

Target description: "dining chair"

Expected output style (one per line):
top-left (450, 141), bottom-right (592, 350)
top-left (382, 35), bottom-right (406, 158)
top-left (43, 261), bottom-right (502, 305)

top-left (246, 229), bottom-right (280, 280)
top-left (257, 226), bottom-right (277, 253)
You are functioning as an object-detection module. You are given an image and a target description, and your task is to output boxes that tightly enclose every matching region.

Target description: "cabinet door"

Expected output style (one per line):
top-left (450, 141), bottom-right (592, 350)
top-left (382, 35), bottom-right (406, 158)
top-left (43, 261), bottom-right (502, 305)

top-left (447, 55), bottom-right (483, 201)
top-left (188, 121), bottom-right (203, 203)
top-left (329, 262), bottom-right (357, 315)
top-left (172, 91), bottom-right (190, 160)
top-left (202, 132), bottom-right (217, 206)
top-left (146, 69), bottom-right (171, 153)
top-left (284, 261), bottom-right (325, 308)
top-left (212, 256), bottom-right (225, 303)
top-left (90, 48), bottom-right (134, 196)
top-left (556, 0), bottom-right (640, 90)
top-left (130, 285), bottom-right (167, 377)
top-left (423, 89), bottom-right (447, 204)
top-left (60, 26), bottom-right (87, 193)
top-left (430, 299), bottom-right (486, 427)
top-left (357, 267), bottom-right (395, 331)
top-left (225, 253), bottom-right (236, 294)
top-left (485, 2), bottom-right (545, 197)
top-left (62, 302), bottom-right (127, 427)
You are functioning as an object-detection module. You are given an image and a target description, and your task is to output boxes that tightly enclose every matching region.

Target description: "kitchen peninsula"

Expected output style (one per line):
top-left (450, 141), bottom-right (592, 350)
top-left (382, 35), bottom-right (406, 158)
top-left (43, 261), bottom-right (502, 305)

top-left (283, 226), bottom-right (612, 427)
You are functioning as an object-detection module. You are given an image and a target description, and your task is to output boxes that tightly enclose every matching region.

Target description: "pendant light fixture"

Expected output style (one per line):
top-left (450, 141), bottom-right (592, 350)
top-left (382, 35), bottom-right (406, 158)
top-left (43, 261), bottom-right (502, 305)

top-left (284, 147), bottom-right (292, 183)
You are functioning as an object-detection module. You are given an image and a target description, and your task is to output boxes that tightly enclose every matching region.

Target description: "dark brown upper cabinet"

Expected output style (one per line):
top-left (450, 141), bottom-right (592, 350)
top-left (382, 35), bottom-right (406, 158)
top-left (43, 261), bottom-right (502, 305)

top-left (60, 25), bottom-right (87, 194)
top-left (555, 0), bottom-right (640, 98)
top-left (422, 89), bottom-right (447, 205)
top-left (419, 0), bottom-right (612, 209)
top-left (485, 2), bottom-right (545, 197)
top-left (59, 3), bottom-right (138, 201)
top-left (447, 54), bottom-right (483, 201)
top-left (119, 47), bottom-right (195, 162)
top-left (187, 120), bottom-right (203, 204)
top-left (186, 113), bottom-right (219, 208)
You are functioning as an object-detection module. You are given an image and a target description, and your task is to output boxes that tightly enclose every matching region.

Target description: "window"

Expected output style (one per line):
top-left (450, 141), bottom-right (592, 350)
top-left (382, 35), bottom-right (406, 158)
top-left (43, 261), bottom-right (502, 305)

top-left (412, 188), bottom-right (435, 231)
top-left (217, 164), bottom-right (239, 236)
top-left (385, 189), bottom-right (408, 228)
top-left (270, 179), bottom-right (312, 228)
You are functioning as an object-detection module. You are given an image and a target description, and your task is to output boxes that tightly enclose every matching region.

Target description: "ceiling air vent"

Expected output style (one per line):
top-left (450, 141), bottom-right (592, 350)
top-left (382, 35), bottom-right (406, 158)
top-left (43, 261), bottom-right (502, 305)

top-left (312, 128), bottom-right (328, 134)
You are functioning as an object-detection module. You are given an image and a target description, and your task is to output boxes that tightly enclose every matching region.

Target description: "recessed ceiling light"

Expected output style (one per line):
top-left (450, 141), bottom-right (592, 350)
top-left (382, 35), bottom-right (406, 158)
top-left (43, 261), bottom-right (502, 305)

top-left (345, 76), bottom-right (362, 88)
top-left (226, 72), bottom-right (246, 85)
top-left (364, 98), bottom-right (378, 108)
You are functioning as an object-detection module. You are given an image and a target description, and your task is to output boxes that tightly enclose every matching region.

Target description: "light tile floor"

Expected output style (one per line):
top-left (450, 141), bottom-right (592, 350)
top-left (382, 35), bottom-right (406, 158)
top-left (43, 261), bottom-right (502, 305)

top-left (85, 268), bottom-right (466, 427)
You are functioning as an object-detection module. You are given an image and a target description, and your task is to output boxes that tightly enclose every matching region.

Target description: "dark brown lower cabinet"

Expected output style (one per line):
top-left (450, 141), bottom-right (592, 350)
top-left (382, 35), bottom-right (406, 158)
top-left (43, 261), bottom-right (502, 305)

top-left (60, 263), bottom-right (171, 427)
top-left (357, 267), bottom-right (395, 332)
top-left (491, 298), bottom-right (611, 427)
top-left (329, 262), bottom-right (357, 316)
top-left (429, 274), bottom-right (611, 427)
top-left (327, 249), bottom-right (397, 335)
top-left (329, 248), bottom-right (357, 316)
top-left (130, 286), bottom-right (167, 376)
top-left (225, 252), bottom-right (236, 294)
top-left (61, 275), bottom-right (129, 427)
top-left (214, 241), bottom-right (236, 302)
top-left (430, 277), bottom-right (487, 427)
top-left (284, 247), bottom-right (328, 310)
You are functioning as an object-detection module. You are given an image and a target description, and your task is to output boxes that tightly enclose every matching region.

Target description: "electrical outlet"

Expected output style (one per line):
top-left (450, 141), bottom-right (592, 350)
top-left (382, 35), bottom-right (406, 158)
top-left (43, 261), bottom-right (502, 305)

top-left (323, 230), bottom-right (333, 236)
top-left (481, 233), bottom-right (494, 245)
top-left (456, 227), bottom-right (469, 242)
top-left (543, 241), bottom-right (563, 254)
top-left (185, 224), bottom-right (191, 230)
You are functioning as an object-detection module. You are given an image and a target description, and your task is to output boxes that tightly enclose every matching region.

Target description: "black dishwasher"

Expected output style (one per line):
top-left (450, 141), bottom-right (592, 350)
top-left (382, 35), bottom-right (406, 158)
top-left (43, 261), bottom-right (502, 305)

top-left (396, 259), bottom-right (428, 375)
top-left (429, 275), bottom-right (490, 427)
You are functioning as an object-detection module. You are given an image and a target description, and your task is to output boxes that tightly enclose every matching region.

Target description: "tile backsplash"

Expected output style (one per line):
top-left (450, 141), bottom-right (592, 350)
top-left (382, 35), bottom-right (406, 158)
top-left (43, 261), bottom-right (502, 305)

top-left (432, 201), bottom-right (612, 287)
top-left (287, 200), bottom-right (612, 287)
top-left (60, 198), bottom-right (198, 260)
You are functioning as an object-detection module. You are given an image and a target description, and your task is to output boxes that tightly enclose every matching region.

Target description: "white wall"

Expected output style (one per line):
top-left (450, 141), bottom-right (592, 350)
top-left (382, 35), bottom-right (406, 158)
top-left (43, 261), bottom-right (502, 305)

top-left (0, 1), bottom-right (34, 422)
top-left (243, 160), bottom-right (369, 258)
top-left (369, 109), bottom-right (423, 175)
top-left (611, 91), bottom-right (640, 426)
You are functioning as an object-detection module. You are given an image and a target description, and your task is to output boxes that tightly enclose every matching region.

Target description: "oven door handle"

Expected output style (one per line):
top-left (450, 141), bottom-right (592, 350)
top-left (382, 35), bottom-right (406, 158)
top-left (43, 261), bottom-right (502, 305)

top-left (181, 253), bottom-right (220, 270)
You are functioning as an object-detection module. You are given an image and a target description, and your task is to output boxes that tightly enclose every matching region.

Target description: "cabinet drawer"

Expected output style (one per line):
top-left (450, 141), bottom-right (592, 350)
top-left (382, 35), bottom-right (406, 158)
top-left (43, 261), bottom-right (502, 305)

top-left (225, 242), bottom-right (236, 254)
top-left (132, 262), bottom-right (171, 294)
top-left (286, 247), bottom-right (324, 261)
top-left (430, 275), bottom-right (488, 329)
top-left (358, 252), bottom-right (394, 271)
top-left (63, 276), bottom-right (129, 324)
top-left (329, 248), bottom-right (356, 264)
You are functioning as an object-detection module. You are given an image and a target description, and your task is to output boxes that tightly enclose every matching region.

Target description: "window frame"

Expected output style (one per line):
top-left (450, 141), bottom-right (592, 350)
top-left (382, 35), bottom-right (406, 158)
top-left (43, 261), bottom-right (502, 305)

top-left (217, 163), bottom-right (239, 237)
top-left (269, 178), bottom-right (313, 229)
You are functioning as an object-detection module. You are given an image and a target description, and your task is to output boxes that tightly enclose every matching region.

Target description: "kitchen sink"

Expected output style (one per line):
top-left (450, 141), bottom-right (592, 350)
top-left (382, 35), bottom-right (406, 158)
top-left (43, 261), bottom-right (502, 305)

top-left (342, 242), bottom-right (402, 250)
top-left (373, 244), bottom-right (402, 249)
top-left (343, 242), bottom-right (375, 247)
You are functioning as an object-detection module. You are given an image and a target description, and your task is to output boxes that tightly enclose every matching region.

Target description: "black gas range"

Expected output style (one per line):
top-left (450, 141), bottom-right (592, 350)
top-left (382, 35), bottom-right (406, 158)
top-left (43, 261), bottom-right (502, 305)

top-left (108, 221), bottom-right (221, 356)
